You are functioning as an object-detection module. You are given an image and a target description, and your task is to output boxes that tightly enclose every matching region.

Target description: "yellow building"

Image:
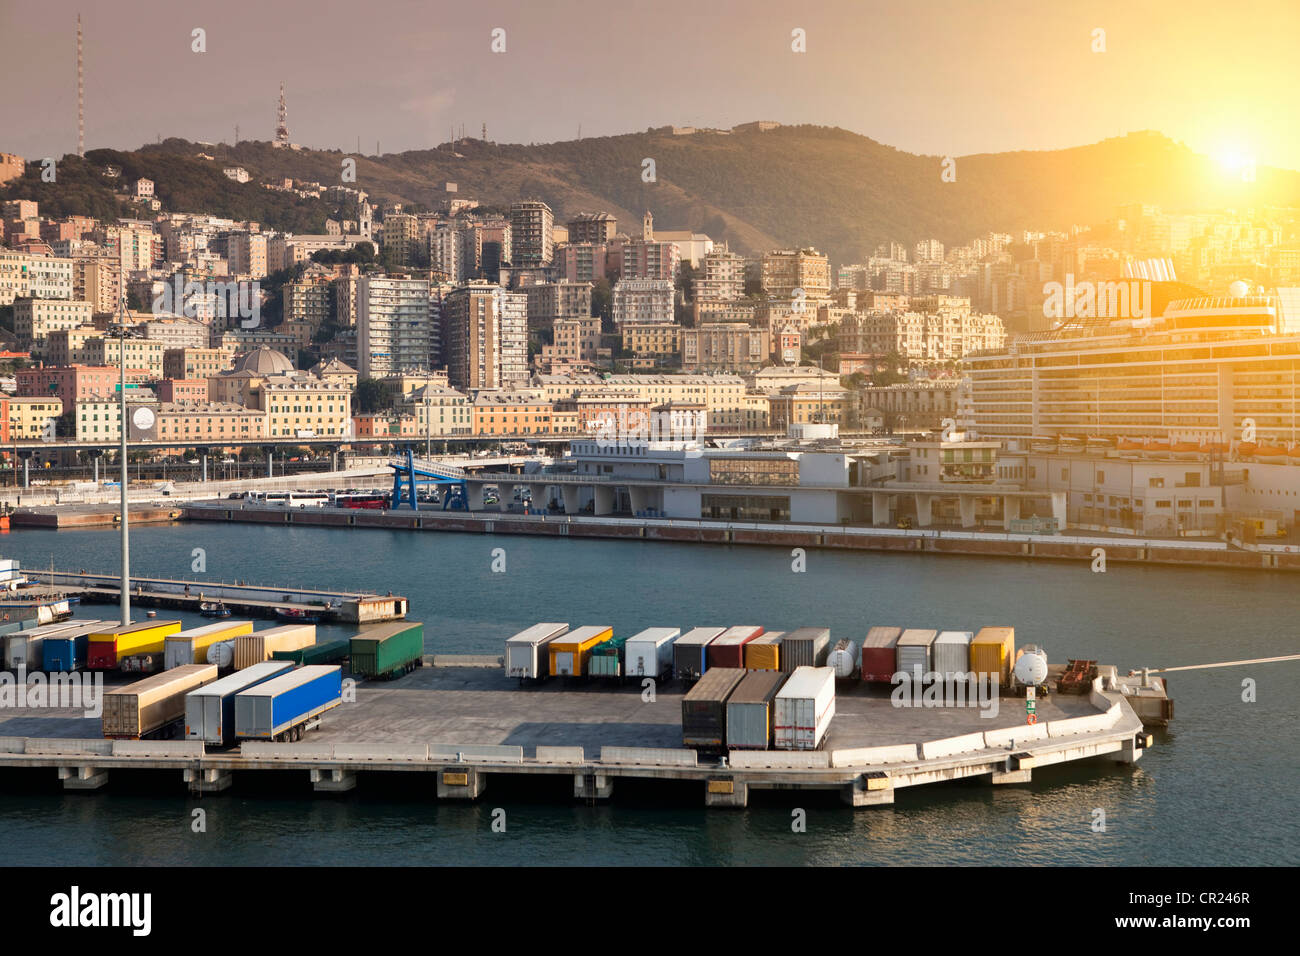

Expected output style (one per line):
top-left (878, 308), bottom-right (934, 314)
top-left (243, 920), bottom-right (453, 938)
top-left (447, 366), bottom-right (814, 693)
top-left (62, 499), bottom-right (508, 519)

top-left (155, 401), bottom-right (268, 444)
top-left (5, 397), bottom-right (63, 440)
top-left (621, 322), bottom-right (682, 358)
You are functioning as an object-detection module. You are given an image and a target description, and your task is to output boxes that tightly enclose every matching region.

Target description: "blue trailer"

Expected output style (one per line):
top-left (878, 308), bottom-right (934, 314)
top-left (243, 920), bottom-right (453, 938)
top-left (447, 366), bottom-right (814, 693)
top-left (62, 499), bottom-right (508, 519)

top-left (185, 660), bottom-right (294, 747)
top-left (41, 624), bottom-right (104, 672)
top-left (234, 665), bottom-right (342, 742)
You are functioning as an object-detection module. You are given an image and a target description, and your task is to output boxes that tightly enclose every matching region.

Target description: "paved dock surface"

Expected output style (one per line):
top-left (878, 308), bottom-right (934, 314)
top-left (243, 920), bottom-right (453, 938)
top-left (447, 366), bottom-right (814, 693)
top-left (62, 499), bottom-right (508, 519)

top-left (0, 665), bottom-right (1095, 753)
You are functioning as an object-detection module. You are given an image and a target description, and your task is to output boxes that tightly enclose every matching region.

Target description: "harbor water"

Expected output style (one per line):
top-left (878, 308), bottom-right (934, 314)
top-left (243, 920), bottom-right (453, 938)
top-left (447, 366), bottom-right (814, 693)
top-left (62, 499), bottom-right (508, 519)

top-left (3, 523), bottom-right (1298, 866)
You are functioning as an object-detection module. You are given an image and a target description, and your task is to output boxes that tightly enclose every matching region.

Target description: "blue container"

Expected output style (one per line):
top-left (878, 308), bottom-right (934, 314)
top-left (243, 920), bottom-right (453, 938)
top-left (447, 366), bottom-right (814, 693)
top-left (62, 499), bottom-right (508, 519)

top-left (234, 665), bottom-right (342, 739)
top-left (43, 634), bottom-right (90, 672)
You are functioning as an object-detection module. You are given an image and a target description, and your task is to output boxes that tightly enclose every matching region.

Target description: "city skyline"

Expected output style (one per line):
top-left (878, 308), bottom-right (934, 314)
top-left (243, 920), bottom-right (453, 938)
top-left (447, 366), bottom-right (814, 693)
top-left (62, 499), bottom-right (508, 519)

top-left (2, 0), bottom-right (1298, 172)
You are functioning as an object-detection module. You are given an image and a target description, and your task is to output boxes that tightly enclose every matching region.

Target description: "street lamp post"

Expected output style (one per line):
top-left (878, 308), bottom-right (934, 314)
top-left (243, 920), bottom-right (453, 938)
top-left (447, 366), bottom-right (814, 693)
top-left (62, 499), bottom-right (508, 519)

top-left (114, 296), bottom-right (131, 627)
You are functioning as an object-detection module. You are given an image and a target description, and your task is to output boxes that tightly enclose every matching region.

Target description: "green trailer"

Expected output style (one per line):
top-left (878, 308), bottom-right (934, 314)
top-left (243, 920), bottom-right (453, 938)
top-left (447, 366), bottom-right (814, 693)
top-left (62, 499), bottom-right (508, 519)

top-left (588, 635), bottom-right (627, 679)
top-left (350, 621), bottom-right (424, 680)
top-left (271, 638), bottom-right (352, 667)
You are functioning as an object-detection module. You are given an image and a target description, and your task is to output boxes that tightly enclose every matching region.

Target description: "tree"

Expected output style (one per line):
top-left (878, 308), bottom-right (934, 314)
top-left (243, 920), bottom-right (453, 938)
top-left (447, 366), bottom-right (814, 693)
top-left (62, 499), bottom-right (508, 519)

top-left (353, 378), bottom-right (389, 414)
top-left (591, 278), bottom-right (613, 332)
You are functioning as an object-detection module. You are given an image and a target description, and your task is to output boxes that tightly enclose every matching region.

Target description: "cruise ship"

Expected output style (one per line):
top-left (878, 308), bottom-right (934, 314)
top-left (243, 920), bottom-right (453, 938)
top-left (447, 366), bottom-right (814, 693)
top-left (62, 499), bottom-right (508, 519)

top-left (962, 286), bottom-right (1300, 450)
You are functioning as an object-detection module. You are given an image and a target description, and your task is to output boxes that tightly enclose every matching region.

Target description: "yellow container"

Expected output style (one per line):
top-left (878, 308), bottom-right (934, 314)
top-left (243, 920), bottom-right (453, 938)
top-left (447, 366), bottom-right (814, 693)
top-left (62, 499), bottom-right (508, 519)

top-left (744, 632), bottom-right (783, 671)
top-left (165, 620), bottom-right (254, 666)
top-left (88, 620), bottom-right (183, 662)
top-left (547, 625), bottom-right (613, 677)
top-left (970, 626), bottom-right (1015, 686)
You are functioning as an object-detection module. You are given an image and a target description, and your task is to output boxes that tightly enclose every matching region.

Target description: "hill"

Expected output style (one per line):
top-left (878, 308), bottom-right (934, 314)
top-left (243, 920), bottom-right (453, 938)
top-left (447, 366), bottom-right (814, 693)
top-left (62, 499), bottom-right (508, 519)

top-left (4, 126), bottom-right (1297, 264)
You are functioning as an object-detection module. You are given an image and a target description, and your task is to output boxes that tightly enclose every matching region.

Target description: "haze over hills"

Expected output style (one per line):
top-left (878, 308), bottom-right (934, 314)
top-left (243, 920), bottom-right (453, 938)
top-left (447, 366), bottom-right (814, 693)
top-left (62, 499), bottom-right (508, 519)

top-left (6, 125), bottom-right (1298, 264)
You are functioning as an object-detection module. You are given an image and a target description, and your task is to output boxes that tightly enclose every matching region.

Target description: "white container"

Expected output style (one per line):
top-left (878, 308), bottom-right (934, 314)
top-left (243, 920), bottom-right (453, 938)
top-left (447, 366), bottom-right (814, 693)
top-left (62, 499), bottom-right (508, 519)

top-left (504, 622), bottom-right (569, 679)
top-left (185, 660), bottom-right (294, 747)
top-left (773, 666), bottom-right (836, 750)
top-left (623, 627), bottom-right (680, 679)
top-left (933, 631), bottom-right (973, 679)
top-left (896, 629), bottom-right (938, 681)
top-left (827, 639), bottom-right (859, 679)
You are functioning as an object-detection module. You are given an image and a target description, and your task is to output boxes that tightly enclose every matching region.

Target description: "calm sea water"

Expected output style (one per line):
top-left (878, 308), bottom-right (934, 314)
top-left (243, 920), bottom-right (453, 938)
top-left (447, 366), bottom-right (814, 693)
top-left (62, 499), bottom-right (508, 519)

top-left (3, 523), bottom-right (1298, 866)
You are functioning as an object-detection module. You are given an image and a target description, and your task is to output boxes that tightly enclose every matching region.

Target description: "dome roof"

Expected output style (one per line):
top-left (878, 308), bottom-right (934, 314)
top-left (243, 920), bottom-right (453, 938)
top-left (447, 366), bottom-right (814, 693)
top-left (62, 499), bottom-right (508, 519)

top-left (232, 347), bottom-right (295, 376)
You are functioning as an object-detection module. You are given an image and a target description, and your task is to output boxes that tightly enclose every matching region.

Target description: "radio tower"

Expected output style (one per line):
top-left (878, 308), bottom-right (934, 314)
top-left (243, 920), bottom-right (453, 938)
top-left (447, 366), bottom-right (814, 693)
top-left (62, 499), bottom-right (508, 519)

top-left (275, 82), bottom-right (289, 148)
top-left (76, 14), bottom-right (84, 157)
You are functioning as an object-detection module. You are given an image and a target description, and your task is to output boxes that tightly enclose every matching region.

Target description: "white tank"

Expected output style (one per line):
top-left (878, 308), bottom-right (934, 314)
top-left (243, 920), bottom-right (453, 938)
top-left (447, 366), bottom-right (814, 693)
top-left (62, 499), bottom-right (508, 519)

top-left (828, 639), bottom-right (859, 679)
top-left (208, 639), bottom-right (235, 670)
top-left (1014, 644), bottom-right (1048, 685)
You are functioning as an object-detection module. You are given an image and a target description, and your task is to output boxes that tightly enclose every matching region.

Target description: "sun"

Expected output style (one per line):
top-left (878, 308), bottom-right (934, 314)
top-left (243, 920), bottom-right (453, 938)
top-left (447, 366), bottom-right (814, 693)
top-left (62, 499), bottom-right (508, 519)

top-left (1214, 144), bottom-right (1257, 180)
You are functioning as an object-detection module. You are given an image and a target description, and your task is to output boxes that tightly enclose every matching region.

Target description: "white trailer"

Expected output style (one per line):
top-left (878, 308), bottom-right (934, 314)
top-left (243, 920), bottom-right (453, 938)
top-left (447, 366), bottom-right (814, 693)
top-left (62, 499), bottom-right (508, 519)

top-left (623, 627), bottom-right (680, 680)
top-left (504, 623), bottom-right (570, 680)
top-left (774, 666), bottom-right (836, 751)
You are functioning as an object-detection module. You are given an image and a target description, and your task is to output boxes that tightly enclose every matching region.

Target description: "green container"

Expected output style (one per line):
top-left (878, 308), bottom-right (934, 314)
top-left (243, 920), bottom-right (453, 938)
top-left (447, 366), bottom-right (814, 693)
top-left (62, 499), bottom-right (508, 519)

top-left (589, 636), bottom-right (626, 678)
top-left (271, 638), bottom-right (351, 666)
top-left (350, 622), bottom-right (424, 680)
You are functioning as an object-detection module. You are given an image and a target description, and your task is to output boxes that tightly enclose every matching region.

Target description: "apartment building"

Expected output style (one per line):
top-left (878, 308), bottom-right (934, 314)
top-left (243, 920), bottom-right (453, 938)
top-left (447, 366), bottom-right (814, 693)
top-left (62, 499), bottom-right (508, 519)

top-left (681, 323), bottom-right (768, 372)
top-left (442, 283), bottom-right (528, 390)
top-left (622, 322), bottom-right (682, 359)
top-left (13, 298), bottom-right (93, 353)
top-left (761, 248), bottom-right (830, 300)
top-left (612, 278), bottom-right (674, 325)
top-left (470, 390), bottom-right (553, 435)
top-left (356, 275), bottom-right (433, 378)
top-left (15, 365), bottom-right (120, 410)
top-left (694, 246), bottom-right (746, 302)
top-left (566, 212), bottom-right (617, 244)
top-left (3, 396), bottom-right (63, 441)
top-left (509, 201), bottom-right (553, 267)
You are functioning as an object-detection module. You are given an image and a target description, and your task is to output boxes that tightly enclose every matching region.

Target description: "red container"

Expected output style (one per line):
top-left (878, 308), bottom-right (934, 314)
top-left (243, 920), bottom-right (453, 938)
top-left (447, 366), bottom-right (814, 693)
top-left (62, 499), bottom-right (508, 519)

top-left (88, 640), bottom-right (120, 670)
top-left (706, 626), bottom-right (764, 669)
top-left (860, 626), bottom-right (903, 683)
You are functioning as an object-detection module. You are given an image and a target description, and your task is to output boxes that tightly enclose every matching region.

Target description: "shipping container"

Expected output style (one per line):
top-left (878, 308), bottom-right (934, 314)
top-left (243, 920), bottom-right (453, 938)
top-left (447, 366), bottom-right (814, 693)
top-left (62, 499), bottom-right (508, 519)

top-left (743, 631), bottom-right (783, 671)
top-left (184, 661), bottom-right (294, 747)
top-left (87, 620), bottom-right (183, 670)
top-left (589, 635), bottom-right (628, 678)
top-left (828, 639), bottom-right (859, 679)
top-left (971, 627), bottom-right (1015, 687)
top-left (102, 664), bottom-right (219, 739)
top-left (681, 666), bottom-right (746, 751)
top-left (233, 624), bottom-right (316, 670)
top-left (706, 626), bottom-right (764, 670)
top-left (673, 626), bottom-right (725, 681)
top-left (271, 638), bottom-right (351, 667)
top-left (234, 665), bottom-right (343, 741)
top-left (43, 620), bottom-right (111, 672)
top-left (933, 631), bottom-right (973, 680)
top-left (3, 619), bottom-right (103, 671)
top-left (896, 629), bottom-right (938, 682)
top-left (164, 620), bottom-right (254, 669)
top-left (350, 621), bottom-right (424, 679)
top-left (780, 627), bottom-right (831, 673)
top-left (548, 625), bottom-right (613, 677)
top-left (773, 666), bottom-right (836, 750)
top-left (725, 670), bottom-right (787, 750)
top-left (504, 622), bottom-right (570, 679)
top-left (860, 626), bottom-right (903, 683)
top-left (623, 627), bottom-right (680, 680)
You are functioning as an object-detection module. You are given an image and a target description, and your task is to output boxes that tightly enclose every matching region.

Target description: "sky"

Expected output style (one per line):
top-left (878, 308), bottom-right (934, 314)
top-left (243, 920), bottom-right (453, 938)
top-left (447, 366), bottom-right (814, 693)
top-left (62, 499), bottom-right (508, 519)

top-left (1, 0), bottom-right (1297, 171)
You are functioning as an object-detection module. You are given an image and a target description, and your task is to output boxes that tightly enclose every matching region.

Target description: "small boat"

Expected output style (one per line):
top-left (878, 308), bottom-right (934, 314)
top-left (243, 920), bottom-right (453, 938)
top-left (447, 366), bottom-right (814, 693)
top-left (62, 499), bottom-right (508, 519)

top-left (1254, 444), bottom-right (1288, 462)
top-left (146, 610), bottom-right (157, 619)
top-left (1170, 441), bottom-right (1202, 460)
top-left (274, 606), bottom-right (322, 624)
top-left (200, 601), bottom-right (231, 618)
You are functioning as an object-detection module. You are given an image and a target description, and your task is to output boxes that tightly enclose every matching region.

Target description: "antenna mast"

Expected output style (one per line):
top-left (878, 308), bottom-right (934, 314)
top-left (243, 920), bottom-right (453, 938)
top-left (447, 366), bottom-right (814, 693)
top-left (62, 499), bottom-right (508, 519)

top-left (77, 13), bottom-right (84, 157)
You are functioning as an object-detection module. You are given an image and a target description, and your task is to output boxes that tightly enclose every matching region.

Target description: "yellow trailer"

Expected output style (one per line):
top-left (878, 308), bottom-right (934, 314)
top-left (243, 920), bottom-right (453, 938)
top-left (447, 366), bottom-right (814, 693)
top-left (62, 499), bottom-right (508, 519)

top-left (744, 632), bottom-right (784, 671)
top-left (970, 626), bottom-right (1015, 687)
top-left (547, 625), bottom-right (613, 677)
top-left (87, 620), bottom-right (183, 670)
top-left (165, 620), bottom-right (254, 668)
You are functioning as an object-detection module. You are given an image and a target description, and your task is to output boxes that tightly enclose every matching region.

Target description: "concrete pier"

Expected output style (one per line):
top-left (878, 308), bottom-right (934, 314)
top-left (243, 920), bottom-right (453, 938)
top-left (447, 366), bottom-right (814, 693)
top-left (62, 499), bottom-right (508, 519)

top-left (0, 665), bottom-right (1149, 809)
